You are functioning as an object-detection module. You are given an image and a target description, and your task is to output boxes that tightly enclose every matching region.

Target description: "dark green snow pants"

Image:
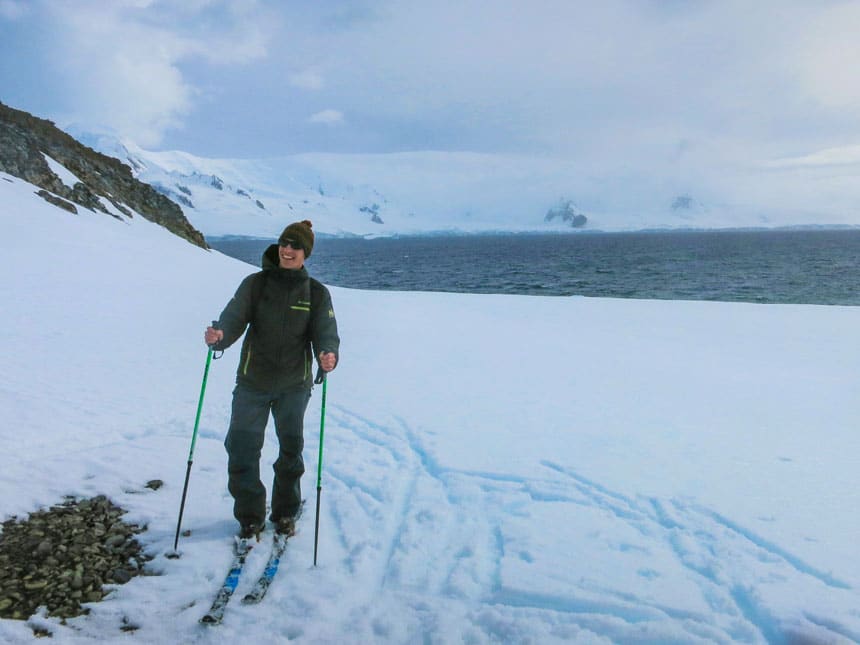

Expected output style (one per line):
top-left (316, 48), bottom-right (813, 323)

top-left (224, 382), bottom-right (311, 527)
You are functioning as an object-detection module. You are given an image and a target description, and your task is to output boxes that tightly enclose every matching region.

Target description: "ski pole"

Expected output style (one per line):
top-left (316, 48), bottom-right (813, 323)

top-left (170, 328), bottom-right (217, 556)
top-left (313, 366), bottom-right (328, 566)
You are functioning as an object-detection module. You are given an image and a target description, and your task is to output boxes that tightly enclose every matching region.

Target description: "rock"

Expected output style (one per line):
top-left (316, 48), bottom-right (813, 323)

top-left (111, 569), bottom-right (132, 584)
top-left (545, 199), bottom-right (588, 228)
top-left (0, 495), bottom-right (150, 621)
top-left (144, 479), bottom-right (163, 491)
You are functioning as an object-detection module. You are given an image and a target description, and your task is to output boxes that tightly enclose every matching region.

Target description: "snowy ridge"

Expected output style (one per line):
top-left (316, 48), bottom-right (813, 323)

top-left (2, 171), bottom-right (860, 643)
top-left (73, 133), bottom-right (860, 240)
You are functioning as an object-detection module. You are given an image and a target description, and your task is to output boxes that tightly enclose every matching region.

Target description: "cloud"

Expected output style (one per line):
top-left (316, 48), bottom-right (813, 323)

top-left (789, 3), bottom-right (860, 111)
top-left (5, 0), bottom-right (860, 206)
top-left (303, 0), bottom-right (860, 195)
top-left (767, 145), bottom-right (860, 169)
top-left (289, 69), bottom-right (324, 91)
top-left (309, 109), bottom-right (344, 125)
top-left (319, 3), bottom-right (381, 31)
top-left (14, 0), bottom-right (274, 146)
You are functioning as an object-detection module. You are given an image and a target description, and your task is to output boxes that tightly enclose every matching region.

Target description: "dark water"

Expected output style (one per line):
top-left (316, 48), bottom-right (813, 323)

top-left (209, 229), bottom-right (860, 305)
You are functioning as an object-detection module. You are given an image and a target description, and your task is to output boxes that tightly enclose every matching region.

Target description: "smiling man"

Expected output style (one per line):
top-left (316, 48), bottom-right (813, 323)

top-left (204, 220), bottom-right (340, 539)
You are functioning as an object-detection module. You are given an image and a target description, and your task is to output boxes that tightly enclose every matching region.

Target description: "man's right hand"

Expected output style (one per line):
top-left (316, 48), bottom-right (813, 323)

top-left (205, 326), bottom-right (224, 346)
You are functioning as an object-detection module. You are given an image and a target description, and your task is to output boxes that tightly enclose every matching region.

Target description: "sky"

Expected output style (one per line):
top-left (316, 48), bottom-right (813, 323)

top-left (3, 164), bottom-right (860, 642)
top-left (3, 0), bottom-right (860, 173)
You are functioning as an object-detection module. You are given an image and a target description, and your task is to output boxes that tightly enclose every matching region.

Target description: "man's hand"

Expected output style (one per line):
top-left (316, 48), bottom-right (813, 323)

top-left (205, 326), bottom-right (224, 346)
top-left (318, 351), bottom-right (337, 372)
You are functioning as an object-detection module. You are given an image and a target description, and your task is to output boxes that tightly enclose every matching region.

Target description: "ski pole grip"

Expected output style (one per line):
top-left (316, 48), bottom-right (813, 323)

top-left (207, 320), bottom-right (219, 347)
top-left (208, 320), bottom-right (224, 359)
top-left (315, 350), bottom-right (333, 384)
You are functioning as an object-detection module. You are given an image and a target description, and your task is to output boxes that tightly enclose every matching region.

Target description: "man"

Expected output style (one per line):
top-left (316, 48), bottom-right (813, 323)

top-left (204, 219), bottom-right (339, 539)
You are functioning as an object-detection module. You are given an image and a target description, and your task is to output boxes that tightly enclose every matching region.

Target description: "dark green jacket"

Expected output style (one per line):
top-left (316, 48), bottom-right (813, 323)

top-left (214, 245), bottom-right (340, 391)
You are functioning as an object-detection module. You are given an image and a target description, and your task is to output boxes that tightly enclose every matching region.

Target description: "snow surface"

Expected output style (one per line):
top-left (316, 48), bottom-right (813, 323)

top-left (42, 154), bottom-right (83, 190)
top-left (2, 170), bottom-right (860, 644)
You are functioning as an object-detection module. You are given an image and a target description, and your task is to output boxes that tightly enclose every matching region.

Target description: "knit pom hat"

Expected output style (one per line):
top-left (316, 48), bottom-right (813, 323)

top-left (278, 219), bottom-right (315, 257)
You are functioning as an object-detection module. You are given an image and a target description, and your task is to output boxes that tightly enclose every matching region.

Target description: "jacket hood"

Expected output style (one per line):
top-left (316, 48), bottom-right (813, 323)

top-left (262, 244), bottom-right (280, 269)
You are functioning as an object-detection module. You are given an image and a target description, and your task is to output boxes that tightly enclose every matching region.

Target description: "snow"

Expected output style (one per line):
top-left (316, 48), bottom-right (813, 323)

top-left (42, 154), bottom-right (84, 190)
top-left (2, 170), bottom-right (860, 644)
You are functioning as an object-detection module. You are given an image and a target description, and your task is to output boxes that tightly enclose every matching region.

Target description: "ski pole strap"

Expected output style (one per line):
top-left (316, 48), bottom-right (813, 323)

top-left (314, 366), bottom-right (325, 385)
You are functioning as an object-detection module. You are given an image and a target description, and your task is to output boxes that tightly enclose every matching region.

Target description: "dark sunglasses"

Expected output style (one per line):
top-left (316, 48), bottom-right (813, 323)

top-left (278, 238), bottom-right (304, 251)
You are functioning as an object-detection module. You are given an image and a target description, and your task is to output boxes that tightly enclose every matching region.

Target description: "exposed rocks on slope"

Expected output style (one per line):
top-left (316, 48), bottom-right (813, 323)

top-left (0, 495), bottom-right (151, 625)
top-left (0, 101), bottom-right (207, 249)
top-left (545, 199), bottom-right (588, 228)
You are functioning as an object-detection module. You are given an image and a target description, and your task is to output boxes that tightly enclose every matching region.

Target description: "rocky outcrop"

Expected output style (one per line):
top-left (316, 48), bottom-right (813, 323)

top-left (545, 199), bottom-right (588, 228)
top-left (360, 203), bottom-right (384, 224)
top-left (0, 101), bottom-right (207, 248)
top-left (670, 194), bottom-right (708, 220)
top-left (671, 194), bottom-right (694, 210)
top-left (0, 495), bottom-right (149, 623)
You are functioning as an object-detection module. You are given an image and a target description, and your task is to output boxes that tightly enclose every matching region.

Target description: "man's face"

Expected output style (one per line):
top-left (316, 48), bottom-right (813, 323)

top-left (278, 240), bottom-right (306, 270)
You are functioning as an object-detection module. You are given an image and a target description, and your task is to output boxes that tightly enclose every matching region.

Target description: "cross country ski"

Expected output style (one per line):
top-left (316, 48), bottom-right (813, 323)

top-left (242, 531), bottom-right (292, 604)
top-left (199, 537), bottom-right (253, 625)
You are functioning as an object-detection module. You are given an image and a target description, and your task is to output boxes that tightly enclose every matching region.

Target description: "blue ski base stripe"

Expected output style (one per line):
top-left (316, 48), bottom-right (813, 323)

top-left (200, 538), bottom-right (253, 625)
top-left (241, 533), bottom-right (290, 604)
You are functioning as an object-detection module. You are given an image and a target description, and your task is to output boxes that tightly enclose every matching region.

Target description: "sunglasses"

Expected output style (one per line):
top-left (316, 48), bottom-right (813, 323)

top-left (278, 238), bottom-right (304, 252)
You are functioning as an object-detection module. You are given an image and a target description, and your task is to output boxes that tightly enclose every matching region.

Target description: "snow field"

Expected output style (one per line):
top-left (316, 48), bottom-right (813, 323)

top-left (2, 172), bottom-right (860, 643)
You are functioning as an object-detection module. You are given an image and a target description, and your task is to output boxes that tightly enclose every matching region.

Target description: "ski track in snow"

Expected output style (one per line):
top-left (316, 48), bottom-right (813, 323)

top-left (10, 403), bottom-right (857, 644)
top-left (317, 404), bottom-right (859, 644)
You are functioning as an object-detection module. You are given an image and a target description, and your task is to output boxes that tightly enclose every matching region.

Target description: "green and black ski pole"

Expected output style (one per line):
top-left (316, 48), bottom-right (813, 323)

top-left (169, 325), bottom-right (218, 557)
top-left (313, 365), bottom-right (328, 566)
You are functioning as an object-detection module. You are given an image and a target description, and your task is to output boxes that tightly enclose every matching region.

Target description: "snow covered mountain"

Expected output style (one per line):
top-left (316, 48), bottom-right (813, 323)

top-left (75, 134), bottom-right (590, 238)
top-left (1, 100), bottom-right (854, 240)
top-left (76, 133), bottom-right (855, 240)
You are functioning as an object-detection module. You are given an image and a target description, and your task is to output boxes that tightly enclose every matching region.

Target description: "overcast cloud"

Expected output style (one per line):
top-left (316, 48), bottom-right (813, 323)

top-left (2, 0), bottom-right (860, 177)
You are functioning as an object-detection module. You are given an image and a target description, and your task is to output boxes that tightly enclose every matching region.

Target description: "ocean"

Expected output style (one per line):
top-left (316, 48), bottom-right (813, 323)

top-left (208, 229), bottom-right (860, 306)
